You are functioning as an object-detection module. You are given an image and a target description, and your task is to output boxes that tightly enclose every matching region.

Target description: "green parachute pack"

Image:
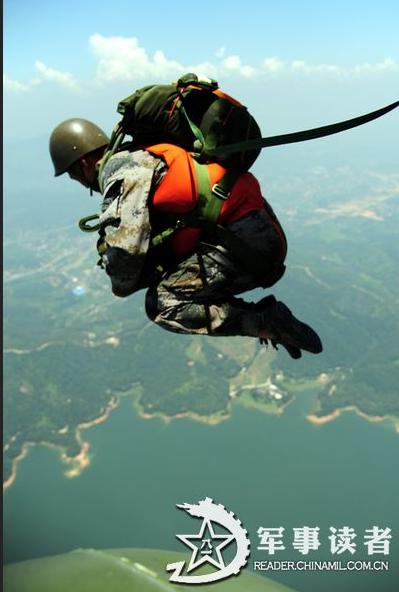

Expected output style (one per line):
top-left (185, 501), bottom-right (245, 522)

top-left (98, 72), bottom-right (398, 192)
top-left (98, 72), bottom-right (262, 185)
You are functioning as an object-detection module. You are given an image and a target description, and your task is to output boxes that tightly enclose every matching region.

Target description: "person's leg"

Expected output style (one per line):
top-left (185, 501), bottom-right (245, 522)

top-left (145, 241), bottom-right (262, 336)
top-left (145, 209), bottom-right (322, 355)
top-left (145, 209), bottom-right (284, 336)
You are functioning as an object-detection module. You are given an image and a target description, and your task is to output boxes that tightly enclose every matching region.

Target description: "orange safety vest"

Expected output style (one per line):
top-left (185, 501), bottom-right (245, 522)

top-left (146, 143), bottom-right (286, 259)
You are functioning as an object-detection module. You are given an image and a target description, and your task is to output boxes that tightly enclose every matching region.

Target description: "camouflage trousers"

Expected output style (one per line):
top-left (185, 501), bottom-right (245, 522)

top-left (145, 209), bottom-right (285, 337)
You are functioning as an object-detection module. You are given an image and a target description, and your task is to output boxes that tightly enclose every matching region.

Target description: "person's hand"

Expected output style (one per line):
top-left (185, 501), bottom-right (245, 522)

top-left (102, 247), bottom-right (140, 297)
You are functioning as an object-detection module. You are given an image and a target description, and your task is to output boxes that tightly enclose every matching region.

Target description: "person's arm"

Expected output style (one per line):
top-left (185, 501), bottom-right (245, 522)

top-left (98, 153), bottom-right (157, 297)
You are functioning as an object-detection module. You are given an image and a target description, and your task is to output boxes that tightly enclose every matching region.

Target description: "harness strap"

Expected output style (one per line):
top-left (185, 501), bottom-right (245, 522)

top-left (192, 162), bottom-right (241, 226)
top-left (191, 160), bottom-right (214, 223)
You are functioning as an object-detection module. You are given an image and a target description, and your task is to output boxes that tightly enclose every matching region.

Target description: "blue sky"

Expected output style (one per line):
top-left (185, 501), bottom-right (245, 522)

top-left (5, 0), bottom-right (399, 75)
top-left (4, 0), bottom-right (399, 146)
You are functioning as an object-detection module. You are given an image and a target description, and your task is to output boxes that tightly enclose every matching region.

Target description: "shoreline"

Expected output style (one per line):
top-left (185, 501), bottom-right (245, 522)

top-left (307, 405), bottom-right (399, 432)
top-left (3, 396), bottom-right (120, 491)
top-left (5, 394), bottom-right (398, 491)
top-left (137, 405), bottom-right (231, 426)
top-left (3, 442), bottom-right (34, 490)
top-left (62, 396), bottom-right (120, 479)
top-left (135, 389), bottom-right (295, 425)
top-left (234, 393), bottom-right (295, 417)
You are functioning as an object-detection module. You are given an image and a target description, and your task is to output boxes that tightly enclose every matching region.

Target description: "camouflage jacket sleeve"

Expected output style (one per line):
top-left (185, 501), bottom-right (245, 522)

top-left (98, 149), bottom-right (164, 297)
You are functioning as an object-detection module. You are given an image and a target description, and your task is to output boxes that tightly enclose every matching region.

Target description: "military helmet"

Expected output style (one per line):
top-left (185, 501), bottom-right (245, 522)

top-left (49, 118), bottom-right (109, 176)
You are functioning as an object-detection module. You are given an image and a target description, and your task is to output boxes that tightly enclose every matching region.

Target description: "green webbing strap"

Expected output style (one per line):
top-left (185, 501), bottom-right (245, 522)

top-left (177, 96), bottom-right (205, 153)
top-left (78, 214), bottom-right (101, 232)
top-left (194, 163), bottom-right (241, 225)
top-left (201, 121), bottom-right (219, 156)
top-left (204, 100), bottom-right (399, 159)
top-left (192, 160), bottom-right (215, 223)
top-left (151, 223), bottom-right (185, 248)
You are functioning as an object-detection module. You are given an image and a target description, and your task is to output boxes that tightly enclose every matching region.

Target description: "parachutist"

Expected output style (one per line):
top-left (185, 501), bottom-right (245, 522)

top-left (50, 121), bottom-right (321, 357)
top-left (54, 78), bottom-right (396, 356)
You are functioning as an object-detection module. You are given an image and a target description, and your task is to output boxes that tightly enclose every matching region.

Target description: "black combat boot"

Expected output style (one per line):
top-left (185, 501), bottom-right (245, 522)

top-left (255, 295), bottom-right (323, 359)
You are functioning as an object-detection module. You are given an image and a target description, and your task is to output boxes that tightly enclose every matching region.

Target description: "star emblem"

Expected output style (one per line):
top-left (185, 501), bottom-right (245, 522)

top-left (177, 518), bottom-right (235, 573)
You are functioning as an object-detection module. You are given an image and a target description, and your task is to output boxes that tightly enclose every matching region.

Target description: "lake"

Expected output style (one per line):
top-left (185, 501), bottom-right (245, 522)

top-left (4, 389), bottom-right (399, 592)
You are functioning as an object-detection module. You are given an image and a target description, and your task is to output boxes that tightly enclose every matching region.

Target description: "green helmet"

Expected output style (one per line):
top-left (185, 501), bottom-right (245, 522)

top-left (49, 118), bottom-right (109, 176)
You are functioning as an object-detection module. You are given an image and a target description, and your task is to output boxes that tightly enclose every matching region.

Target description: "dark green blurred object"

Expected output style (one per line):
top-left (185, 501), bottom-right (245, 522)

top-left (4, 548), bottom-right (299, 592)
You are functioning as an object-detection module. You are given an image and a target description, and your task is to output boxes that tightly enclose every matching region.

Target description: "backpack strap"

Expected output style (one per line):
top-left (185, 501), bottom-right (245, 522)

top-left (204, 100), bottom-right (399, 159)
top-left (176, 97), bottom-right (206, 154)
top-left (192, 162), bottom-right (241, 227)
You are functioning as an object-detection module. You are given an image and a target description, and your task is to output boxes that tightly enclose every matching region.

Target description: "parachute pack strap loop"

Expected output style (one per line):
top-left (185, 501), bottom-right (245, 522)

top-left (202, 126), bottom-right (219, 155)
top-left (177, 94), bottom-right (205, 152)
top-left (206, 100), bottom-right (399, 158)
top-left (78, 214), bottom-right (101, 232)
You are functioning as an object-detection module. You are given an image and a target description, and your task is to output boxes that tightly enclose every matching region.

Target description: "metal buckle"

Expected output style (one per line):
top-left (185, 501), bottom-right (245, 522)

top-left (211, 183), bottom-right (230, 200)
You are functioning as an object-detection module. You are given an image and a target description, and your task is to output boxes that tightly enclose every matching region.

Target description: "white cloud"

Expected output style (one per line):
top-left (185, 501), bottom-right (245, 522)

top-left (353, 57), bottom-right (399, 74)
top-left (3, 74), bottom-right (30, 92)
top-left (222, 55), bottom-right (256, 78)
top-left (34, 61), bottom-right (79, 90)
top-left (89, 33), bottom-right (219, 83)
top-left (89, 35), bottom-right (399, 82)
top-left (4, 34), bottom-right (399, 97)
top-left (4, 62), bottom-right (79, 93)
top-left (290, 60), bottom-right (341, 75)
top-left (261, 57), bottom-right (399, 77)
top-left (90, 34), bottom-right (148, 80)
top-left (262, 57), bottom-right (285, 73)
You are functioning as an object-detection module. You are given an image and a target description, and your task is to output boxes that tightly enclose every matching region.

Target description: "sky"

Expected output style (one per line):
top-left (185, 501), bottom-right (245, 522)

top-left (3, 0), bottom-right (399, 164)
